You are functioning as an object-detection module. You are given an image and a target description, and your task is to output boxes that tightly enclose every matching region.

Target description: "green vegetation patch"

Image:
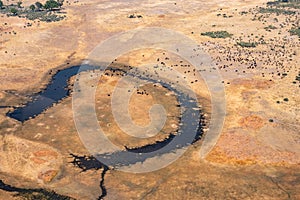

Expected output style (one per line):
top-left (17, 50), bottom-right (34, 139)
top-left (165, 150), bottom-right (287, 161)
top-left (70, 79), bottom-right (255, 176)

top-left (26, 11), bottom-right (64, 22)
top-left (201, 31), bottom-right (233, 38)
top-left (259, 7), bottom-right (296, 15)
top-left (264, 25), bottom-right (277, 31)
top-left (267, 0), bottom-right (300, 9)
top-left (296, 72), bottom-right (300, 81)
top-left (237, 41), bottom-right (258, 48)
top-left (0, 0), bottom-right (65, 22)
top-left (289, 27), bottom-right (300, 37)
top-left (265, 25), bottom-right (277, 30)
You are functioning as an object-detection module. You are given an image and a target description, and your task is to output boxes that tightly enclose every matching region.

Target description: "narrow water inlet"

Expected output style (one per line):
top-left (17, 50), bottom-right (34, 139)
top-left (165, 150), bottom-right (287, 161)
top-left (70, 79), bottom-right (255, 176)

top-left (0, 179), bottom-right (74, 199)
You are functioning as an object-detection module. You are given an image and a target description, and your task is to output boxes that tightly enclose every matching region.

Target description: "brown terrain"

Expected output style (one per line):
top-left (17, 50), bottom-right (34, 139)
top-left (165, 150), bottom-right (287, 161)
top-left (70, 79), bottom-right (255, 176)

top-left (0, 0), bottom-right (299, 199)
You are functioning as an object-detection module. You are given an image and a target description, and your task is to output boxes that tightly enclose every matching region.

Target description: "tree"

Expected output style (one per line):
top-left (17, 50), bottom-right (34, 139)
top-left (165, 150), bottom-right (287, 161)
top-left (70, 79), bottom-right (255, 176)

top-left (44, 0), bottom-right (59, 10)
top-left (10, 8), bottom-right (18, 15)
top-left (35, 2), bottom-right (43, 10)
top-left (29, 4), bottom-right (36, 11)
top-left (0, 1), bottom-right (3, 9)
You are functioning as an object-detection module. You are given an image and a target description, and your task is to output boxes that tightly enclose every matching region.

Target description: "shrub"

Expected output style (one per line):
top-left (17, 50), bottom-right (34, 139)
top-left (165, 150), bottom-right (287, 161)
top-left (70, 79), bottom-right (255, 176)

top-left (35, 2), bottom-right (43, 10)
top-left (0, 0), bottom-right (65, 22)
top-left (17, 1), bottom-right (22, 8)
top-left (29, 4), bottom-right (36, 11)
top-left (57, 0), bottom-right (64, 8)
top-left (10, 7), bottom-right (18, 15)
top-left (26, 11), bottom-right (64, 21)
top-left (264, 25), bottom-right (277, 31)
top-left (40, 12), bottom-right (64, 22)
top-left (289, 27), bottom-right (300, 37)
top-left (237, 41), bottom-right (257, 48)
top-left (201, 31), bottom-right (233, 38)
top-left (259, 7), bottom-right (296, 15)
top-left (296, 73), bottom-right (300, 81)
top-left (267, 0), bottom-right (300, 9)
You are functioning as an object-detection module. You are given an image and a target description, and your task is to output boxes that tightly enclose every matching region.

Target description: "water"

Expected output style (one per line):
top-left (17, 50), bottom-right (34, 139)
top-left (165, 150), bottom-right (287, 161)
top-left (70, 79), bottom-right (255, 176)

top-left (6, 64), bottom-right (204, 199)
top-left (0, 179), bottom-right (73, 199)
top-left (7, 65), bottom-right (97, 122)
top-left (7, 64), bottom-right (204, 164)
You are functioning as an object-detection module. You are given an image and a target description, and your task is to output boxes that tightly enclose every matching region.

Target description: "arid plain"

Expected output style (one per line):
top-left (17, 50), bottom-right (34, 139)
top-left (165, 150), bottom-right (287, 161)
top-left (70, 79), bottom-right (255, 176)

top-left (0, 0), bottom-right (299, 199)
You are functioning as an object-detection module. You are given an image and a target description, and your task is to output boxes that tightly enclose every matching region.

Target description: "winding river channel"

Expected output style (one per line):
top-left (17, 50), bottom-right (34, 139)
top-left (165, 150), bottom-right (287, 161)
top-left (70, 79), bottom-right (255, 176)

top-left (7, 64), bottom-right (204, 154)
top-left (5, 64), bottom-right (205, 199)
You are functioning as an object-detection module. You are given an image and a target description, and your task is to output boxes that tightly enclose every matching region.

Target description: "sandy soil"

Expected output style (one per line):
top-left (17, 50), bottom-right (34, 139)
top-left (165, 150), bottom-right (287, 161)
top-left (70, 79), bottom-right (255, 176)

top-left (0, 0), bottom-right (299, 199)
